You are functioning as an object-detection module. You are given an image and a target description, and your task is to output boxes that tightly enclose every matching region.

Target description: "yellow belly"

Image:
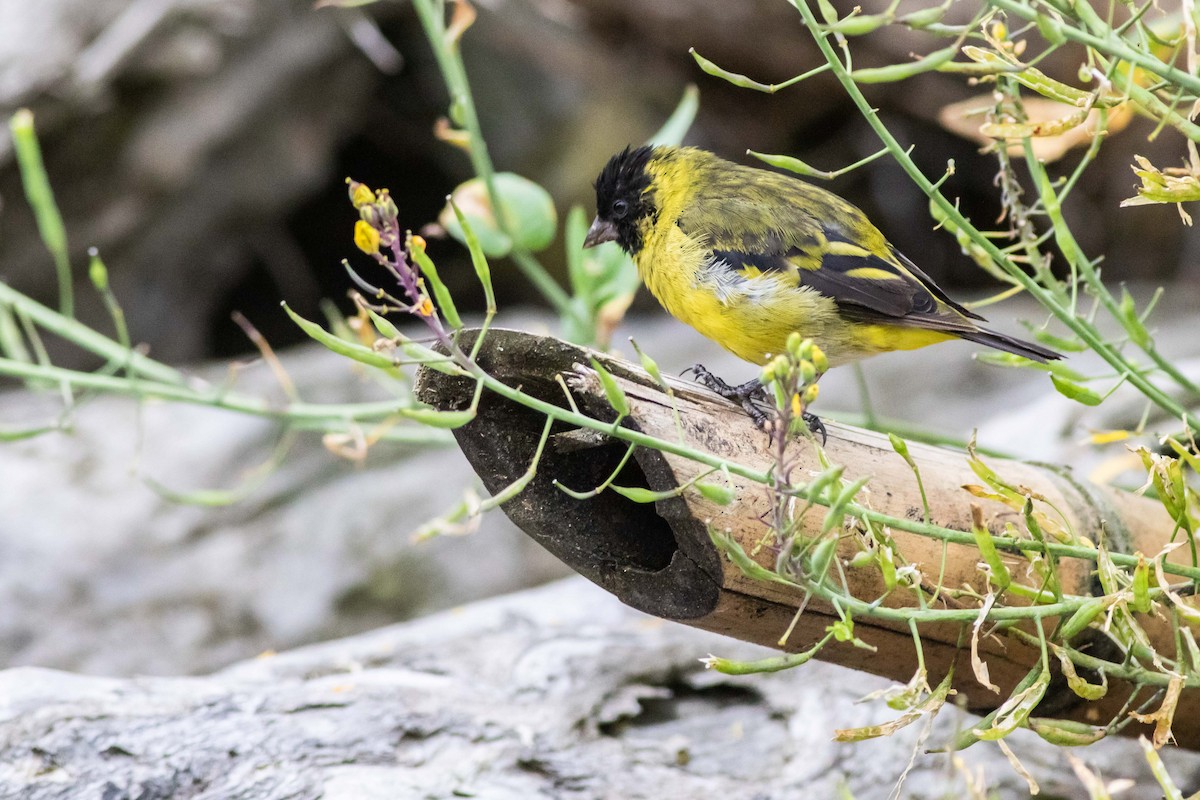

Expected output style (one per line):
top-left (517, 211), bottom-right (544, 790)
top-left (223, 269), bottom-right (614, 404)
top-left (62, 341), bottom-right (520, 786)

top-left (636, 225), bottom-right (953, 366)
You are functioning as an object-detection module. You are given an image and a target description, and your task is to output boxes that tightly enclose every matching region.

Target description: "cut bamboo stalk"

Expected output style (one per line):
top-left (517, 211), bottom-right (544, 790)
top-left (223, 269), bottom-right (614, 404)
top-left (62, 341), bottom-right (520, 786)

top-left (416, 328), bottom-right (1200, 747)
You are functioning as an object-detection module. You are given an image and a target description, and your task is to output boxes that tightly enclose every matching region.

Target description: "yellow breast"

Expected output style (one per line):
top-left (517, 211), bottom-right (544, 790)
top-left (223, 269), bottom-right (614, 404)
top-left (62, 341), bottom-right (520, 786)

top-left (635, 222), bottom-right (952, 366)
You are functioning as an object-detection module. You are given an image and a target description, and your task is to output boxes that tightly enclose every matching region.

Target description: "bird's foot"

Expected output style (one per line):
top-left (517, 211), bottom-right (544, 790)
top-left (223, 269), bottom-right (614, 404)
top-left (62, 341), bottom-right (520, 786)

top-left (684, 364), bottom-right (828, 444)
top-left (684, 364), bottom-right (770, 429)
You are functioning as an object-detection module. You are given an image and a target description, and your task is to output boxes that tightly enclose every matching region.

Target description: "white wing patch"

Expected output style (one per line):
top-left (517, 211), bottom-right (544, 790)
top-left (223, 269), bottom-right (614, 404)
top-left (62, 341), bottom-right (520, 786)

top-left (694, 255), bottom-right (781, 305)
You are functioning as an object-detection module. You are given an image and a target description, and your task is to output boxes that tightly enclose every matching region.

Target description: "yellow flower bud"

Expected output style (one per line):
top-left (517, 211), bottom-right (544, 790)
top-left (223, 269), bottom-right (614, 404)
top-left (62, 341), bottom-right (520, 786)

top-left (347, 179), bottom-right (376, 208)
top-left (354, 220), bottom-right (381, 254)
top-left (786, 331), bottom-right (803, 355)
top-left (802, 383), bottom-right (819, 405)
top-left (800, 361), bottom-right (817, 384)
top-left (359, 204), bottom-right (382, 226)
top-left (790, 393), bottom-right (803, 418)
top-left (417, 297), bottom-right (435, 317)
top-left (810, 345), bottom-right (828, 373)
top-left (410, 234), bottom-right (427, 252)
top-left (378, 189), bottom-right (398, 219)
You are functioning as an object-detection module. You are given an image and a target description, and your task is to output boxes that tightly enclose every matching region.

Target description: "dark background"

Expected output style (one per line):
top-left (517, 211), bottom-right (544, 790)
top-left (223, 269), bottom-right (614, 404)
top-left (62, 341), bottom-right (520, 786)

top-left (0, 0), bottom-right (1194, 369)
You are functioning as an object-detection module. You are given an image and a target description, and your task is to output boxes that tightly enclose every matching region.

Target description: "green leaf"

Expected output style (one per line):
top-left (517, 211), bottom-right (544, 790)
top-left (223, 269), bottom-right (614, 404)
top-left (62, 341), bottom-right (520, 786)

top-left (828, 617), bottom-right (855, 642)
top-left (972, 520), bottom-right (1012, 590)
top-left (410, 239), bottom-right (463, 329)
top-left (445, 197), bottom-right (497, 316)
top-left (440, 172), bottom-right (557, 256)
top-left (283, 302), bottom-right (396, 370)
top-left (1031, 329), bottom-right (1088, 352)
top-left (708, 528), bottom-right (798, 587)
top-left (397, 406), bottom-right (475, 428)
top-left (10, 109), bottom-right (73, 318)
top-left (1050, 374), bottom-right (1103, 406)
top-left (972, 667), bottom-right (1050, 740)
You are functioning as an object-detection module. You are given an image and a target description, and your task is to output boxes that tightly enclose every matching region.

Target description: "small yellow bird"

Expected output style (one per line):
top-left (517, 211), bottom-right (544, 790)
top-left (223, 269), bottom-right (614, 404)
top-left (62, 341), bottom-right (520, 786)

top-left (583, 145), bottom-right (1059, 425)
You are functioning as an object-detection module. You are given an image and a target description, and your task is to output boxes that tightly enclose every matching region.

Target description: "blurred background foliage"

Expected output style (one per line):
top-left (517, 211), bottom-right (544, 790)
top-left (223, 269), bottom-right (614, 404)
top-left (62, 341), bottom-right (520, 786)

top-left (2, 0), bottom-right (1196, 370)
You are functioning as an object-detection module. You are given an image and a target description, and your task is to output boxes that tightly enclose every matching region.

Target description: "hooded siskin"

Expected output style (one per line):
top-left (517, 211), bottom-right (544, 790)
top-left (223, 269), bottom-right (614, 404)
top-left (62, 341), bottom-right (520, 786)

top-left (584, 145), bottom-right (1059, 368)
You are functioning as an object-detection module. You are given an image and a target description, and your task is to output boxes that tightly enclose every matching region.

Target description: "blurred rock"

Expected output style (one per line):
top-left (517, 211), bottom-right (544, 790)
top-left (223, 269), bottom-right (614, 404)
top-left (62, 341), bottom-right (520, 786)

top-left (0, 0), bottom-right (392, 362)
top-left (0, 338), bottom-right (569, 676)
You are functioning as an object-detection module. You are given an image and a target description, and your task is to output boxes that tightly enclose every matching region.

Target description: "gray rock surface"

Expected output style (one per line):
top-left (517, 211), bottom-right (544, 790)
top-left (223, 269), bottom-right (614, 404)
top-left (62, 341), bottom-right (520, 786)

top-left (3, 578), bottom-right (1200, 800)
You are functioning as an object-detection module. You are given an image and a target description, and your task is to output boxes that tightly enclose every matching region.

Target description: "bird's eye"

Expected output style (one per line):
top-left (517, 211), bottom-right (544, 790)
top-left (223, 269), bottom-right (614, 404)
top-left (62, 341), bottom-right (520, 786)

top-left (611, 199), bottom-right (629, 219)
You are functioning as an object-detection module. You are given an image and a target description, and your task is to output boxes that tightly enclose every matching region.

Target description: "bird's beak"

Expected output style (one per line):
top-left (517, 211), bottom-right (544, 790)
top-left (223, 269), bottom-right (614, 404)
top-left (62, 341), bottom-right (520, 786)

top-left (583, 217), bottom-right (618, 248)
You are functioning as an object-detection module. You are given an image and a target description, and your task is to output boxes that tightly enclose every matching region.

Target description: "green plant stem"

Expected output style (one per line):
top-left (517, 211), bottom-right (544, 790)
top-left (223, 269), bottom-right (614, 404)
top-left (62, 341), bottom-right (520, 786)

top-left (1103, 56), bottom-right (1200, 141)
top-left (10, 110), bottom-right (74, 319)
top-left (789, 0), bottom-right (1200, 433)
top-left (1010, 627), bottom-right (1194, 689)
top-left (0, 357), bottom-right (444, 431)
top-left (1024, 150), bottom-right (1200, 398)
top-left (803, 575), bottom-right (1197, 687)
top-left (990, 0), bottom-right (1200, 98)
top-left (409, 0), bottom-right (576, 321)
top-left (456, 357), bottom-right (1200, 583)
top-left (0, 281), bottom-right (183, 385)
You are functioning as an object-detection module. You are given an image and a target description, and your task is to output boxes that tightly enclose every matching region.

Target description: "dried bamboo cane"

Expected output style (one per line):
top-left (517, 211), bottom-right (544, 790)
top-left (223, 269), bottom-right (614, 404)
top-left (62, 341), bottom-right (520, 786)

top-left (416, 328), bottom-right (1200, 747)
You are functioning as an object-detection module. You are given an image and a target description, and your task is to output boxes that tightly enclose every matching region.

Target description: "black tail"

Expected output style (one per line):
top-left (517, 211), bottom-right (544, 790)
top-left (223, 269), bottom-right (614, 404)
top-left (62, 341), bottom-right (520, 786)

top-left (958, 328), bottom-right (1062, 363)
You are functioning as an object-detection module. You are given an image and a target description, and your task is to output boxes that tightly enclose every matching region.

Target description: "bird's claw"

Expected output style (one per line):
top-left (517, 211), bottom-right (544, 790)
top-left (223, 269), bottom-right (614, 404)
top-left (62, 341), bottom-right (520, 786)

top-left (686, 363), bottom-right (827, 444)
top-left (802, 411), bottom-right (827, 445)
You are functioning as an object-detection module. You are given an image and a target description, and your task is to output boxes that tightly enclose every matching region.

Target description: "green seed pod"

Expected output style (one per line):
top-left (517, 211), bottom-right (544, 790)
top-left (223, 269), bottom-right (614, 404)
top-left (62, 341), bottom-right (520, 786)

top-left (1058, 597), bottom-right (1107, 641)
top-left (807, 536), bottom-right (839, 581)
top-left (1027, 717), bottom-right (1106, 746)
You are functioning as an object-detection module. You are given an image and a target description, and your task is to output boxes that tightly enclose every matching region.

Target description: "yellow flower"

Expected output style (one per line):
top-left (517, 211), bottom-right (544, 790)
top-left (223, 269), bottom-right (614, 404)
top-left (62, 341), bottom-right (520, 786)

top-left (410, 234), bottom-right (427, 252)
top-left (417, 297), bottom-right (435, 317)
top-left (354, 220), bottom-right (381, 254)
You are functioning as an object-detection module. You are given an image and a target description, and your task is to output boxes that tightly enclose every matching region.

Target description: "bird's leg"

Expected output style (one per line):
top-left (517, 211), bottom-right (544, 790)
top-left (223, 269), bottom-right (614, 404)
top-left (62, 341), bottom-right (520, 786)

top-left (684, 364), bottom-right (770, 429)
top-left (684, 364), bottom-right (827, 443)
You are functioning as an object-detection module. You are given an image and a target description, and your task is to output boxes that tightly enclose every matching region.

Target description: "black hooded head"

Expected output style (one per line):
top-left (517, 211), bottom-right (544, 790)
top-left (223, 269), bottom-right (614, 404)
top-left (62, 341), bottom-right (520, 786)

top-left (593, 145), bottom-right (657, 254)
